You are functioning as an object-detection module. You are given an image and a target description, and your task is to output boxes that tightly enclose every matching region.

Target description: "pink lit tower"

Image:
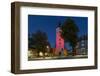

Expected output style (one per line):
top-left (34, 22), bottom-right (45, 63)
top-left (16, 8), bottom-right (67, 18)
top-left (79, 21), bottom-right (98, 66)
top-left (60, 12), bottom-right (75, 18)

top-left (55, 23), bottom-right (64, 55)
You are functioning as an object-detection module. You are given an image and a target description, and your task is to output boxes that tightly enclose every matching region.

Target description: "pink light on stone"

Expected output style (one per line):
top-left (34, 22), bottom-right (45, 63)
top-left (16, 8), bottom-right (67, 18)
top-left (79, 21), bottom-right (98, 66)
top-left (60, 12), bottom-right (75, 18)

top-left (55, 27), bottom-right (64, 54)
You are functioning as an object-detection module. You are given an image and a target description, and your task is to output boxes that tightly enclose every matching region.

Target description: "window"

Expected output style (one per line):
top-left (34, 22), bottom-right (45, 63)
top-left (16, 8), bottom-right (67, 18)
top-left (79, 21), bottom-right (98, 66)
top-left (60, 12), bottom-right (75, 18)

top-left (81, 43), bottom-right (84, 46)
top-left (59, 42), bottom-right (61, 45)
top-left (81, 40), bottom-right (84, 43)
top-left (59, 38), bottom-right (61, 41)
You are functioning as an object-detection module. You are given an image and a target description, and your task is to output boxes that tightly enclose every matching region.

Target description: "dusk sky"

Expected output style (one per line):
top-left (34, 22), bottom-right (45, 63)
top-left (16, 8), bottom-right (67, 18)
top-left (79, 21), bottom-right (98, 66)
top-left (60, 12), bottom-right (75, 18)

top-left (28, 15), bottom-right (88, 48)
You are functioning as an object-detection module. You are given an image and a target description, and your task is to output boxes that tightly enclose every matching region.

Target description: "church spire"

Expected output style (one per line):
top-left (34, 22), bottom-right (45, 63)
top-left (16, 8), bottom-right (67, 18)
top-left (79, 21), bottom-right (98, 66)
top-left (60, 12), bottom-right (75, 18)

top-left (56, 22), bottom-right (61, 28)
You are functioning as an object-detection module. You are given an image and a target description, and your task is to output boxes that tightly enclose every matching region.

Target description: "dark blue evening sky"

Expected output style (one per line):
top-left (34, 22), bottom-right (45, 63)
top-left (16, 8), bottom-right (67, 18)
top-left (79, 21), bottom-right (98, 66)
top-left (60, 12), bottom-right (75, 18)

top-left (28, 15), bottom-right (88, 48)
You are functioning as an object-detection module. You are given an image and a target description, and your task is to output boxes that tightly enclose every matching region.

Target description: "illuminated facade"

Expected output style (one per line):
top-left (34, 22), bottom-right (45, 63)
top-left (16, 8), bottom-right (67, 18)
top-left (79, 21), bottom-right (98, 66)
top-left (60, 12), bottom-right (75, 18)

top-left (55, 26), bottom-right (64, 55)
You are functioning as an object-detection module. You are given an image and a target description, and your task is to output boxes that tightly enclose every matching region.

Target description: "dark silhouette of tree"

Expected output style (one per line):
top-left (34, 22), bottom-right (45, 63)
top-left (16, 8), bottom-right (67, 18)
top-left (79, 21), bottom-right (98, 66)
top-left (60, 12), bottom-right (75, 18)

top-left (61, 18), bottom-right (79, 56)
top-left (29, 30), bottom-right (48, 57)
top-left (28, 34), bottom-right (33, 49)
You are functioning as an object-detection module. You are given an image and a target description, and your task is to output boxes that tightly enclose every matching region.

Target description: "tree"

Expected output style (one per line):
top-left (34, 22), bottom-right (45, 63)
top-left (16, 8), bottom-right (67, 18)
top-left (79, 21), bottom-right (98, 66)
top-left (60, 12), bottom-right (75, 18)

top-left (29, 30), bottom-right (48, 57)
top-left (61, 18), bottom-right (79, 56)
top-left (28, 34), bottom-right (33, 49)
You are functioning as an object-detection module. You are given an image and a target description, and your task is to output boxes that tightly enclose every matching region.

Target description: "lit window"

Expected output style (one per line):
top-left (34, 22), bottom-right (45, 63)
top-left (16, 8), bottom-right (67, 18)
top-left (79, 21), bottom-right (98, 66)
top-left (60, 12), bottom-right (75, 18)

top-left (81, 43), bottom-right (84, 46)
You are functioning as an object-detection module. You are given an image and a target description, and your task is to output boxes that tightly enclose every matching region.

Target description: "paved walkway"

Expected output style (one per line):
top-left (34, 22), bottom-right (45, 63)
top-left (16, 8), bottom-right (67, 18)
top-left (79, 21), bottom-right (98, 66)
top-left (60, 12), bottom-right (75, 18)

top-left (28, 55), bottom-right (88, 61)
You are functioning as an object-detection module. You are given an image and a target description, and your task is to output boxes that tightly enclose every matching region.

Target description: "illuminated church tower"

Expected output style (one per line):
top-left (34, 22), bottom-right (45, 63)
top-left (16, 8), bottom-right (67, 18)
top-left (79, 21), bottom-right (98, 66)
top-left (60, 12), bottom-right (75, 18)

top-left (55, 24), bottom-right (64, 55)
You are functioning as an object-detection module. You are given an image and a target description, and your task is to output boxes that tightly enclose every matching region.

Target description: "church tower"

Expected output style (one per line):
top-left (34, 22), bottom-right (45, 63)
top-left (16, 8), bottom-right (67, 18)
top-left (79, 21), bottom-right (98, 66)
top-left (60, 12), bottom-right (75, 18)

top-left (55, 24), bottom-right (64, 55)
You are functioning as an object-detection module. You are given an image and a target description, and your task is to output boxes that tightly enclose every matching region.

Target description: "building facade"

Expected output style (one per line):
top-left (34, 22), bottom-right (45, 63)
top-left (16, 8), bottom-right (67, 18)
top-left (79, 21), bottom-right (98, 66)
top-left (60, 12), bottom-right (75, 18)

top-left (76, 35), bottom-right (88, 55)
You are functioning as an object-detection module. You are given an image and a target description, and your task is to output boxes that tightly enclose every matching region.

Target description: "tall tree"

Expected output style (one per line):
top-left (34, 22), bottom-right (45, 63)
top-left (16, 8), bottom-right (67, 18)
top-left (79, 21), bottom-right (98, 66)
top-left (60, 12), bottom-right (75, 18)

top-left (61, 18), bottom-right (79, 56)
top-left (29, 30), bottom-right (48, 57)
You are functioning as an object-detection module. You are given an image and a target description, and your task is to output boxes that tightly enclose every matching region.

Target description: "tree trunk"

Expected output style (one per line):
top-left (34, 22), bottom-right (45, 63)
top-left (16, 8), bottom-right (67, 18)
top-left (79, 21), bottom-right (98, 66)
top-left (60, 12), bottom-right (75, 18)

top-left (72, 47), bottom-right (76, 56)
top-left (37, 51), bottom-right (40, 57)
top-left (43, 53), bottom-right (45, 58)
